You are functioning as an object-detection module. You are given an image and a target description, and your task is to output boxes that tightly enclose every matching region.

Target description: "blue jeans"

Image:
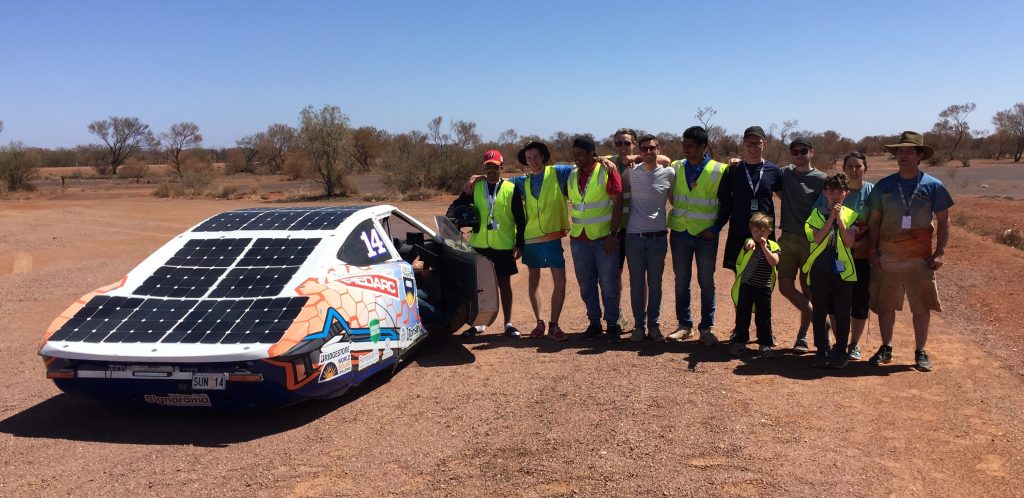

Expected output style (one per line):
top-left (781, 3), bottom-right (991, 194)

top-left (670, 230), bottom-right (719, 330)
top-left (570, 238), bottom-right (621, 325)
top-left (625, 233), bottom-right (667, 331)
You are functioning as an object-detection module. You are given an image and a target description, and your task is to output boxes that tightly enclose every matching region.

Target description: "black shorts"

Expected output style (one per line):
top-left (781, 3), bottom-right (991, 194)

top-left (476, 247), bottom-right (519, 277)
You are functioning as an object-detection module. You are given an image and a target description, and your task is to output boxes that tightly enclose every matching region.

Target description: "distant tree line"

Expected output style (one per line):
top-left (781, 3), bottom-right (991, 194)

top-left (3, 101), bottom-right (1024, 194)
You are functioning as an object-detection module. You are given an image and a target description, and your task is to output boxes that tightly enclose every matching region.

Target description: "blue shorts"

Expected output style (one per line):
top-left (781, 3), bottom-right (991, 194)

top-left (522, 239), bottom-right (565, 269)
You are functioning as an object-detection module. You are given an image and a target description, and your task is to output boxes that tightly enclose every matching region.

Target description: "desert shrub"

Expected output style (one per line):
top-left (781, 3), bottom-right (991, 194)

top-left (281, 151), bottom-right (311, 180)
top-left (951, 211), bottom-right (969, 227)
top-left (402, 187), bottom-right (439, 201)
top-left (999, 228), bottom-right (1024, 249)
top-left (0, 141), bottom-right (39, 192)
top-left (927, 155), bottom-right (948, 167)
top-left (216, 185), bottom-right (239, 199)
top-left (225, 148), bottom-right (256, 175)
top-left (362, 193), bottom-right (393, 202)
top-left (152, 182), bottom-right (183, 198)
top-left (118, 158), bottom-right (149, 183)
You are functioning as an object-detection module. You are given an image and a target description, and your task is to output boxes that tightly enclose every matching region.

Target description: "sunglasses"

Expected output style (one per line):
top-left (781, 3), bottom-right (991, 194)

top-left (791, 148), bottom-right (811, 156)
top-left (614, 141), bottom-right (633, 147)
top-left (640, 146), bottom-right (659, 152)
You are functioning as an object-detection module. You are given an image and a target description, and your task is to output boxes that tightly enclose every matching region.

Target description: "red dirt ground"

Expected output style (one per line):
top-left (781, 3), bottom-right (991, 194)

top-left (1, 169), bottom-right (1022, 496)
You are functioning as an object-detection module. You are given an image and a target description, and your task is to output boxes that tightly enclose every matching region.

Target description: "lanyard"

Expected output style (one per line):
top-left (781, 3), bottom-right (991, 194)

top-left (897, 172), bottom-right (923, 215)
top-left (742, 161), bottom-right (764, 196)
top-left (486, 180), bottom-right (503, 224)
top-left (579, 164), bottom-right (597, 200)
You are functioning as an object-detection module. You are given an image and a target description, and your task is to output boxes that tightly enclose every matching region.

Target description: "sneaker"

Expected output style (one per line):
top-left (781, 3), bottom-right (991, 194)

top-left (915, 349), bottom-right (933, 372)
top-left (529, 320), bottom-right (545, 339)
top-left (759, 344), bottom-right (776, 358)
top-left (504, 325), bottom-right (521, 338)
top-left (869, 345), bottom-right (893, 366)
top-left (550, 323), bottom-right (567, 342)
top-left (460, 326), bottom-right (482, 337)
top-left (629, 328), bottom-right (645, 343)
top-left (848, 344), bottom-right (862, 360)
top-left (812, 349), bottom-right (830, 368)
top-left (699, 328), bottom-right (718, 346)
top-left (729, 342), bottom-right (747, 356)
top-left (792, 337), bottom-right (810, 354)
top-left (667, 325), bottom-right (694, 342)
top-left (606, 324), bottom-right (622, 343)
top-left (649, 328), bottom-right (666, 342)
top-left (830, 348), bottom-right (850, 369)
top-left (582, 323), bottom-right (603, 340)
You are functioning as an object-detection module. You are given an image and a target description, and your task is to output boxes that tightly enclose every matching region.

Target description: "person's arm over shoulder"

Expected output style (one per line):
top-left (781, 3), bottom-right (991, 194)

top-left (511, 186), bottom-right (526, 248)
top-left (605, 163), bottom-right (623, 195)
top-left (554, 164), bottom-right (574, 195)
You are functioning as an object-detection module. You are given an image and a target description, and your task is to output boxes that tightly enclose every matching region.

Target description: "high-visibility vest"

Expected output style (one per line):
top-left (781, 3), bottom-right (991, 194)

top-left (732, 238), bottom-right (781, 306)
top-left (524, 166), bottom-right (570, 240)
top-left (568, 163), bottom-right (613, 239)
top-left (668, 159), bottom-right (727, 235)
top-left (469, 180), bottom-right (517, 250)
top-left (801, 206), bottom-right (859, 285)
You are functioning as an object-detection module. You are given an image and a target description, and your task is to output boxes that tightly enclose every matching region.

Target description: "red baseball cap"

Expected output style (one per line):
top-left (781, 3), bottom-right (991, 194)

top-left (483, 149), bottom-right (503, 166)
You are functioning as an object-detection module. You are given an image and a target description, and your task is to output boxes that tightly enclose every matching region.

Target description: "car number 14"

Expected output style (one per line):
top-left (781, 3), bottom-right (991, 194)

top-left (192, 373), bottom-right (228, 391)
top-left (360, 229), bottom-right (387, 257)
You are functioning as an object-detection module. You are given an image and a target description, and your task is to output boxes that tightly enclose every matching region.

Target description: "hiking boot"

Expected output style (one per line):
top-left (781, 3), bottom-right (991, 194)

top-left (915, 349), bottom-right (933, 372)
top-left (504, 325), bottom-right (521, 338)
top-left (729, 342), bottom-right (747, 357)
top-left (606, 324), bottom-right (622, 343)
top-left (667, 325), bottom-right (694, 342)
top-left (629, 328), bottom-right (645, 343)
top-left (699, 328), bottom-right (718, 346)
top-left (529, 320), bottom-right (545, 339)
top-left (649, 327), bottom-right (666, 343)
top-left (830, 348), bottom-right (850, 369)
top-left (759, 344), bottom-right (776, 358)
top-left (848, 343), bottom-right (862, 360)
top-left (869, 345), bottom-right (893, 366)
top-left (812, 349), bottom-right (830, 368)
top-left (792, 336), bottom-right (810, 354)
top-left (549, 323), bottom-right (567, 342)
top-left (582, 323), bottom-right (603, 340)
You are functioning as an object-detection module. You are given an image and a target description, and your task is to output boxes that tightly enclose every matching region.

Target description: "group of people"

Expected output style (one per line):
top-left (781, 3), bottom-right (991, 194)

top-left (453, 126), bottom-right (953, 372)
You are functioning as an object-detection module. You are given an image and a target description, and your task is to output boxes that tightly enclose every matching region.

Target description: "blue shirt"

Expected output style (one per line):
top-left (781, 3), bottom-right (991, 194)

top-left (509, 164), bottom-right (574, 199)
top-left (684, 154), bottom-right (711, 189)
top-left (867, 172), bottom-right (954, 261)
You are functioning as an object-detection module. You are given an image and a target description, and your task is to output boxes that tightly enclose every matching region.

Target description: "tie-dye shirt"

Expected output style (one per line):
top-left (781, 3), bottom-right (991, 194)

top-left (867, 172), bottom-right (954, 261)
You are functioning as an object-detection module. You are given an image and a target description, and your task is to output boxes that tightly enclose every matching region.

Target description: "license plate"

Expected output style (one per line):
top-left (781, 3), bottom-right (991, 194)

top-left (191, 373), bottom-right (227, 391)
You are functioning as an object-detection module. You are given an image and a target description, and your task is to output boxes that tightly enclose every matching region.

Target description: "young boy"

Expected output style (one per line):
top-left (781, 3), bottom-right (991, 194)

top-left (729, 213), bottom-right (781, 357)
top-left (803, 173), bottom-right (860, 368)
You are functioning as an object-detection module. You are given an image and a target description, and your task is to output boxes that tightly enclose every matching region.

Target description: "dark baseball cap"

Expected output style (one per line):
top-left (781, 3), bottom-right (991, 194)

top-left (789, 137), bottom-right (813, 149)
top-left (743, 126), bottom-right (766, 139)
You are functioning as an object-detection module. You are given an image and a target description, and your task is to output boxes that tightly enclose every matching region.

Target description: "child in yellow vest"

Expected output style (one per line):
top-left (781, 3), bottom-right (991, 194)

top-left (729, 213), bottom-right (781, 357)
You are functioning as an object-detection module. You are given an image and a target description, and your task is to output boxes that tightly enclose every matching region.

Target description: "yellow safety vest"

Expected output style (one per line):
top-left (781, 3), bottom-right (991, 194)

top-left (668, 159), bottom-right (727, 235)
top-left (568, 163), bottom-right (613, 239)
top-left (801, 206), bottom-right (859, 285)
top-left (469, 180), bottom-right (517, 250)
top-left (524, 166), bottom-right (570, 240)
top-left (732, 238), bottom-right (781, 306)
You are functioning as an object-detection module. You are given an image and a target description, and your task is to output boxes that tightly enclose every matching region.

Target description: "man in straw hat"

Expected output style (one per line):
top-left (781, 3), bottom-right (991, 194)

top-left (865, 131), bottom-right (954, 371)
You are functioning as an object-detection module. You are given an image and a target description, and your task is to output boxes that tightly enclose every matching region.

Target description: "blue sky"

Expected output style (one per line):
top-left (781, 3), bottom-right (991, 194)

top-left (1, 0), bottom-right (1020, 148)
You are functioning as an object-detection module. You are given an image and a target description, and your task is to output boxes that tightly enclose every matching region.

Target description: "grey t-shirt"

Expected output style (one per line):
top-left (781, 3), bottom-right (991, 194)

top-left (626, 164), bottom-right (675, 233)
top-left (779, 164), bottom-right (827, 235)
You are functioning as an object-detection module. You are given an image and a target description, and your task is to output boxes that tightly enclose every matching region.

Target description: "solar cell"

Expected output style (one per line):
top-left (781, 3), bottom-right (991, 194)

top-left (47, 296), bottom-right (309, 345)
top-left (191, 207), bottom-right (361, 232)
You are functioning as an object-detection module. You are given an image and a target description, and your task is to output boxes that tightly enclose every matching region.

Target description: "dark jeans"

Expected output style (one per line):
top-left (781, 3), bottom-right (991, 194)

top-left (811, 267), bottom-right (853, 352)
top-left (733, 283), bottom-right (773, 346)
top-left (671, 230), bottom-right (718, 329)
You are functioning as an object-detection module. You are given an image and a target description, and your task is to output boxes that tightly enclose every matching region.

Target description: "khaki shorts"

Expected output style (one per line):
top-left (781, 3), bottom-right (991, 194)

top-left (869, 257), bottom-right (942, 314)
top-left (777, 232), bottom-right (811, 280)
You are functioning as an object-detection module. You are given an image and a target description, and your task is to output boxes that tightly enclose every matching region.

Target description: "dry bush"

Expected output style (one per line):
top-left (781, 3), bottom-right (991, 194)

top-left (999, 228), bottom-right (1024, 249)
top-left (118, 158), bottom-right (149, 183)
top-left (178, 154), bottom-right (214, 196)
top-left (225, 148), bottom-right (257, 175)
top-left (152, 182), bottom-right (183, 198)
top-left (281, 151), bottom-right (311, 180)
top-left (0, 142), bottom-right (40, 192)
top-left (402, 187), bottom-right (439, 201)
top-left (927, 155), bottom-right (948, 167)
top-left (362, 193), bottom-right (394, 202)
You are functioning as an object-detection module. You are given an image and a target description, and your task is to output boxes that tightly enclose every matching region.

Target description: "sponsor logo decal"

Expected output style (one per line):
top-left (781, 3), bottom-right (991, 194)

top-left (382, 338), bottom-right (393, 360)
top-left (319, 362), bottom-right (340, 382)
top-left (399, 326), bottom-right (409, 344)
top-left (369, 318), bottom-right (381, 343)
top-left (144, 393), bottom-right (212, 407)
top-left (338, 274), bottom-right (399, 298)
top-left (358, 349), bottom-right (379, 370)
top-left (401, 264), bottom-right (414, 278)
top-left (404, 276), bottom-right (417, 306)
top-left (318, 341), bottom-right (351, 365)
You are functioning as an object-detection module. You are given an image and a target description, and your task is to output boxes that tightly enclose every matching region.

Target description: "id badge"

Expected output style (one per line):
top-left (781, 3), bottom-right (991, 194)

top-left (901, 215), bottom-right (912, 229)
top-left (488, 221), bottom-right (499, 230)
top-left (749, 199), bottom-right (759, 212)
top-left (833, 260), bottom-right (846, 273)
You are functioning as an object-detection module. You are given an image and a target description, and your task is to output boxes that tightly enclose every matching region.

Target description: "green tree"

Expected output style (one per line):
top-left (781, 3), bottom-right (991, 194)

top-left (934, 102), bottom-right (976, 160)
top-left (0, 141), bottom-right (39, 192)
top-left (160, 121), bottom-right (203, 180)
top-left (299, 105), bottom-right (352, 197)
top-left (256, 123), bottom-right (298, 174)
top-left (86, 116), bottom-right (156, 175)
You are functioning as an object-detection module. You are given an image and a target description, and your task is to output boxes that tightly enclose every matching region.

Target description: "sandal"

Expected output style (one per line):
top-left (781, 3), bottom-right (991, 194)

top-left (529, 320), bottom-right (545, 338)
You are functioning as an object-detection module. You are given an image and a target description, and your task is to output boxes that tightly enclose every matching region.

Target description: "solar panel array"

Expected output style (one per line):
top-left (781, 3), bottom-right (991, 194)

top-left (192, 206), bottom-right (360, 232)
top-left (47, 295), bottom-right (308, 344)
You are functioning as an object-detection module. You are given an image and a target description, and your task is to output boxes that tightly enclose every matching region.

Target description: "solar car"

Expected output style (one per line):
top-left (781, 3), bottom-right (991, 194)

top-left (38, 206), bottom-right (498, 408)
